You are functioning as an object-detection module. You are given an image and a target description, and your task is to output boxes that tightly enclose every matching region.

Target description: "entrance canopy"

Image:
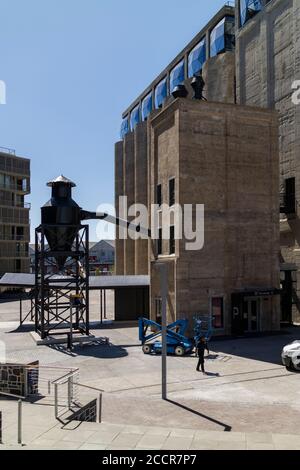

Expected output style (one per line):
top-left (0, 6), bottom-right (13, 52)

top-left (0, 272), bottom-right (150, 290)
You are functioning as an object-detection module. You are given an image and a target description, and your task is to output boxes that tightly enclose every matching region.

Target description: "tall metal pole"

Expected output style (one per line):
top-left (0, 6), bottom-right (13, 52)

top-left (158, 263), bottom-right (168, 400)
top-left (18, 400), bottom-right (22, 445)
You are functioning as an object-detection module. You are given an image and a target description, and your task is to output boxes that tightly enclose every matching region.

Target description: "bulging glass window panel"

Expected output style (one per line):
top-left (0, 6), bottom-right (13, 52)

top-left (170, 60), bottom-right (185, 93)
top-left (141, 92), bottom-right (153, 121)
top-left (130, 105), bottom-right (140, 131)
top-left (210, 18), bottom-right (226, 57)
top-left (155, 77), bottom-right (168, 109)
top-left (188, 38), bottom-right (206, 77)
top-left (210, 16), bottom-right (235, 57)
top-left (120, 116), bottom-right (129, 139)
top-left (240, 0), bottom-right (262, 27)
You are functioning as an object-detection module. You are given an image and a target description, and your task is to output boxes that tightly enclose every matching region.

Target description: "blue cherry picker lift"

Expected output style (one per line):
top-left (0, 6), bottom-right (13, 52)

top-left (138, 316), bottom-right (212, 356)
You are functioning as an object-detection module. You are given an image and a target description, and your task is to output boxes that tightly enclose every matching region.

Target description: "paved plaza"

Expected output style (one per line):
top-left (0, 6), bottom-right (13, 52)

top-left (0, 292), bottom-right (300, 450)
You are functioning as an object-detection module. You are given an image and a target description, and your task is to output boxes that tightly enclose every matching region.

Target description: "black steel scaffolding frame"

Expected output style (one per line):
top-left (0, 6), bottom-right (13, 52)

top-left (34, 224), bottom-right (90, 339)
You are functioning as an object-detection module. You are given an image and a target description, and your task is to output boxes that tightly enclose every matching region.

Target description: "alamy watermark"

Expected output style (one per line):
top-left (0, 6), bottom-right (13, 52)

top-left (292, 80), bottom-right (300, 105)
top-left (96, 197), bottom-right (205, 251)
top-left (0, 80), bottom-right (6, 105)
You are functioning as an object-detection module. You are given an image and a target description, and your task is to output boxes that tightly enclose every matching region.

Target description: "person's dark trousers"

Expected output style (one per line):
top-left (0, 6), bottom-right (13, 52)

top-left (196, 357), bottom-right (205, 372)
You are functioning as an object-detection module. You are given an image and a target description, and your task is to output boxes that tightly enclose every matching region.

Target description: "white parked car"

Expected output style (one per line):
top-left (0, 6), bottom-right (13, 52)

top-left (282, 340), bottom-right (300, 371)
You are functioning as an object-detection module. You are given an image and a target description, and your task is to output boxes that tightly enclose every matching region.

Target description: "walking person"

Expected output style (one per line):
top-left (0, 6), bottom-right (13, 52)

top-left (196, 336), bottom-right (209, 374)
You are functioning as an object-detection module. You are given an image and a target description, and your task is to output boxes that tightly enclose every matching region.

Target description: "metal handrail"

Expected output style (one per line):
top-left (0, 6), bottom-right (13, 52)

top-left (0, 391), bottom-right (25, 399)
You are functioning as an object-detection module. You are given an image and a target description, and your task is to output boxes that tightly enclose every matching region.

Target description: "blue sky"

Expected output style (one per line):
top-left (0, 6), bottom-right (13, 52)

top-left (0, 0), bottom-right (228, 241)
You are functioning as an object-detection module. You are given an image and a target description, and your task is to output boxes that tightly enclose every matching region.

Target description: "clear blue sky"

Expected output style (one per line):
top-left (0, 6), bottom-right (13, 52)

top-left (0, 0), bottom-right (228, 242)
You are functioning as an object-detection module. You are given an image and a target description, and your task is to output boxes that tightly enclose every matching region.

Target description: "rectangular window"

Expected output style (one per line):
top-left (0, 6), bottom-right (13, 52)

top-left (212, 297), bottom-right (224, 329)
top-left (16, 259), bottom-right (21, 272)
top-left (157, 228), bottom-right (162, 255)
top-left (157, 184), bottom-right (162, 206)
top-left (169, 178), bottom-right (175, 206)
top-left (169, 226), bottom-right (175, 255)
top-left (285, 177), bottom-right (296, 214)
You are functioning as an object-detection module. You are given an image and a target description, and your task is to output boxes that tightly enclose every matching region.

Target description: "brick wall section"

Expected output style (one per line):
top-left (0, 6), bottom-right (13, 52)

top-left (69, 399), bottom-right (97, 423)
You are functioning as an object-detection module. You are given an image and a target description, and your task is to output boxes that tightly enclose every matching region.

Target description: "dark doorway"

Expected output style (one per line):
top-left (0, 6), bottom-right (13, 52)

top-left (280, 270), bottom-right (295, 324)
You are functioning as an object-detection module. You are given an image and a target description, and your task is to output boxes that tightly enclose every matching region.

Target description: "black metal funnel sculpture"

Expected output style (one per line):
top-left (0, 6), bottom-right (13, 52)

top-left (41, 175), bottom-right (81, 270)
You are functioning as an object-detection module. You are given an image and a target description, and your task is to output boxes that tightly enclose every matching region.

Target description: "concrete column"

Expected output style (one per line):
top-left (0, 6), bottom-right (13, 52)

top-left (205, 30), bottom-right (210, 60)
top-left (115, 141), bottom-right (125, 275)
top-left (134, 122), bottom-right (149, 275)
top-left (123, 132), bottom-right (135, 275)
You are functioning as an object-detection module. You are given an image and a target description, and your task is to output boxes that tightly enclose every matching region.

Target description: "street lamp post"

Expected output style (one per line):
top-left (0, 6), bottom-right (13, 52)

top-left (158, 262), bottom-right (168, 400)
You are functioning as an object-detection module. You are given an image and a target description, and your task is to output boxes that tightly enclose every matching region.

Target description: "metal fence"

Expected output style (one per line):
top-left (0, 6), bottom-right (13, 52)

top-left (0, 364), bottom-right (104, 446)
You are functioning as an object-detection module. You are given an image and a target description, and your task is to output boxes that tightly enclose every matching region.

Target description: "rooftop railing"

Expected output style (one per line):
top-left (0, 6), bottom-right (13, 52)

top-left (0, 146), bottom-right (16, 155)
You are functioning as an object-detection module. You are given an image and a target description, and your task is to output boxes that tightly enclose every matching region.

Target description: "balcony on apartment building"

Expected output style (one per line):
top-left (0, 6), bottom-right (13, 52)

top-left (0, 146), bottom-right (30, 194)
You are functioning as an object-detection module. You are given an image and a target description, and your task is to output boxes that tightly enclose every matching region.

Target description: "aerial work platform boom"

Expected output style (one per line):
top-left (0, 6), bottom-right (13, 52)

top-left (139, 317), bottom-right (194, 356)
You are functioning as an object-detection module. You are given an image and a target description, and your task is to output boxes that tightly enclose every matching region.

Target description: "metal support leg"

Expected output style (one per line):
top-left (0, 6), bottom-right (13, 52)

top-left (0, 411), bottom-right (2, 445)
top-left (18, 400), bottom-right (22, 445)
top-left (54, 384), bottom-right (58, 419)
top-left (98, 393), bottom-right (102, 423)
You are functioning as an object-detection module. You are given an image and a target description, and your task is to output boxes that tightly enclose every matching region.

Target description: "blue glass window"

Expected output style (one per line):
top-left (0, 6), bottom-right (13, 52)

top-left (210, 16), bottom-right (235, 57)
top-left (170, 60), bottom-right (185, 93)
top-left (130, 105), bottom-right (140, 131)
top-left (240, 0), bottom-right (262, 27)
top-left (141, 92), bottom-right (153, 121)
top-left (120, 116), bottom-right (129, 139)
top-left (155, 77), bottom-right (168, 109)
top-left (188, 38), bottom-right (206, 77)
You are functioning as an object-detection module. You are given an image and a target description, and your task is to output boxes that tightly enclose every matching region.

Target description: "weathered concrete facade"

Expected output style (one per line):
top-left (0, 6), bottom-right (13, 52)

top-left (149, 99), bottom-right (280, 335)
top-left (114, 2), bottom-right (287, 334)
top-left (235, 0), bottom-right (300, 323)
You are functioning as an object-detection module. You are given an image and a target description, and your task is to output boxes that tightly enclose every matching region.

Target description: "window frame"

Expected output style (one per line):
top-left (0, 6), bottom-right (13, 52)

top-left (169, 177), bottom-right (175, 207)
top-left (169, 225), bottom-right (175, 255)
top-left (156, 184), bottom-right (162, 207)
top-left (157, 227), bottom-right (162, 256)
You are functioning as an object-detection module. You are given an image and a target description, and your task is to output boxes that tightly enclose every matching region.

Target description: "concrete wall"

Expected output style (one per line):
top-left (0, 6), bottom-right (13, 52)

top-left (149, 99), bottom-right (280, 335)
top-left (235, 0), bottom-right (300, 322)
top-left (134, 122), bottom-right (149, 275)
top-left (115, 141), bottom-right (124, 275)
top-left (123, 133), bottom-right (135, 275)
top-left (202, 52), bottom-right (236, 104)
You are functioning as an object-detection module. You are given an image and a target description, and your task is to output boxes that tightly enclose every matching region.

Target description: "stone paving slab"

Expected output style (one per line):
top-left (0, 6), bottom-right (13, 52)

top-left (1, 421), bottom-right (300, 450)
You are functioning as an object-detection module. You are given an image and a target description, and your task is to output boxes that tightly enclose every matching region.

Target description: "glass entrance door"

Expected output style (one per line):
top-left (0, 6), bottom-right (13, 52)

top-left (242, 298), bottom-right (260, 333)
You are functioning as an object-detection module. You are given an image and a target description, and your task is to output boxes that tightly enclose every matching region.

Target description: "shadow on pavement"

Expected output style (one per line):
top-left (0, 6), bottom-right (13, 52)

top-left (166, 398), bottom-right (232, 432)
top-left (47, 342), bottom-right (129, 359)
top-left (209, 327), bottom-right (300, 366)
